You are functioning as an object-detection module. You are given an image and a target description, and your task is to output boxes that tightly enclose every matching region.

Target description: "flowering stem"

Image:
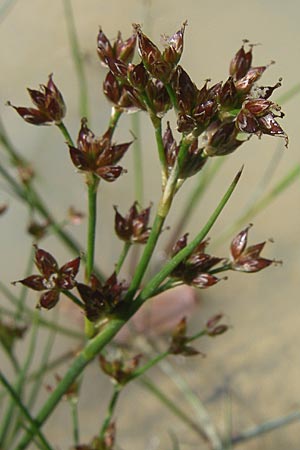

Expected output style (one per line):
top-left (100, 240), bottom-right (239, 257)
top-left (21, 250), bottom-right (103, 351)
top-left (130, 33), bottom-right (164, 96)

top-left (152, 115), bottom-right (168, 183)
top-left (165, 83), bottom-right (178, 111)
top-left (70, 398), bottom-right (80, 446)
top-left (115, 241), bottom-right (131, 275)
top-left (165, 158), bottom-right (224, 253)
top-left (99, 384), bottom-right (121, 440)
top-left (84, 174), bottom-right (99, 337)
top-left (131, 113), bottom-right (144, 204)
top-left (57, 121), bottom-right (74, 146)
top-left (108, 107), bottom-right (122, 137)
top-left (125, 136), bottom-right (193, 302)
top-left (133, 167), bottom-right (243, 308)
top-left (62, 290), bottom-right (85, 309)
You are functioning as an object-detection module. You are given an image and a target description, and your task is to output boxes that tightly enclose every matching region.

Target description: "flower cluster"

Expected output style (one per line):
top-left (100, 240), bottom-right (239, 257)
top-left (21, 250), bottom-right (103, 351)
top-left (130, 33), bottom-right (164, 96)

top-left (99, 353), bottom-right (142, 385)
top-left (13, 246), bottom-right (80, 309)
top-left (77, 273), bottom-right (128, 322)
top-left (8, 74), bottom-right (66, 125)
top-left (169, 225), bottom-right (278, 290)
top-left (114, 202), bottom-right (151, 243)
top-left (69, 119), bottom-right (132, 182)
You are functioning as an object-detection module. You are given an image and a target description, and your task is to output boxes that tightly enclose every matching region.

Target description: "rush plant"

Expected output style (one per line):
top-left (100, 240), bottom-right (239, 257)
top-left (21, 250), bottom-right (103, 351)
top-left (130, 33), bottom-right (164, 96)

top-left (1, 15), bottom-right (299, 450)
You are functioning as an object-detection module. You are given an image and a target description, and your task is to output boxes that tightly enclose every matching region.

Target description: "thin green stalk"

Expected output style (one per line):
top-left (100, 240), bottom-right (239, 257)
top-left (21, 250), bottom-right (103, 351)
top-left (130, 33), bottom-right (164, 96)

top-left (165, 158), bottom-right (224, 253)
top-left (231, 410), bottom-right (300, 446)
top-left (165, 83), bottom-right (178, 111)
top-left (152, 116), bottom-right (168, 183)
top-left (131, 113), bottom-right (144, 204)
top-left (63, 0), bottom-right (89, 118)
top-left (0, 371), bottom-right (53, 450)
top-left (99, 384), bottom-right (121, 440)
top-left (139, 376), bottom-right (208, 442)
top-left (134, 167), bottom-right (243, 308)
top-left (70, 397), bottom-right (80, 446)
top-left (84, 174), bottom-right (99, 337)
top-left (15, 315), bottom-right (126, 450)
top-left (26, 350), bottom-right (76, 384)
top-left (63, 290), bottom-right (85, 309)
top-left (115, 242), bottom-right (131, 275)
top-left (86, 175), bottom-right (99, 280)
top-left (214, 164), bottom-right (300, 248)
top-left (57, 121), bottom-right (74, 146)
top-left (0, 282), bottom-right (83, 339)
top-left (108, 107), bottom-right (122, 137)
top-left (125, 137), bottom-right (193, 302)
top-left (0, 312), bottom-right (39, 448)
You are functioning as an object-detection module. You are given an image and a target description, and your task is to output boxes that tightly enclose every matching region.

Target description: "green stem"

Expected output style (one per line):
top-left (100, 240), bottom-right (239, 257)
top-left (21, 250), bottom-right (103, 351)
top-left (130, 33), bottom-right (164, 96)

top-left (165, 83), bottom-right (178, 111)
top-left (214, 164), bottom-right (300, 248)
top-left (131, 113), bottom-right (144, 204)
top-left (57, 121), bottom-right (74, 146)
top-left (63, 0), bottom-right (89, 118)
top-left (165, 158), bottom-right (224, 253)
top-left (62, 290), bottom-right (85, 309)
top-left (0, 312), bottom-right (39, 447)
top-left (84, 174), bottom-right (99, 338)
top-left (0, 371), bottom-right (53, 450)
top-left (108, 107), bottom-right (122, 137)
top-left (86, 175), bottom-right (99, 280)
top-left (134, 167), bottom-right (243, 309)
top-left (15, 316), bottom-right (126, 450)
top-left (152, 116), bottom-right (168, 183)
top-left (70, 398), bottom-right (80, 446)
top-left (99, 384), bottom-right (121, 440)
top-left (115, 241), bottom-right (131, 275)
top-left (125, 136), bottom-right (193, 302)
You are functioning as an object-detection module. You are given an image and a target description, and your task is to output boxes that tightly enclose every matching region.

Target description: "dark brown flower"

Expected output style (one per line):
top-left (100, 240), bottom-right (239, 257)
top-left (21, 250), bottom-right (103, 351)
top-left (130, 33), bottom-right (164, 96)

top-left (236, 98), bottom-right (288, 146)
top-left (170, 235), bottom-right (222, 288)
top-left (114, 202), bottom-right (151, 244)
top-left (97, 28), bottom-right (136, 66)
top-left (77, 273), bottom-right (128, 322)
top-left (229, 224), bottom-right (278, 272)
top-left (13, 246), bottom-right (80, 309)
top-left (99, 353), bottom-right (142, 384)
top-left (8, 74), bottom-right (66, 125)
top-left (69, 119), bottom-right (132, 181)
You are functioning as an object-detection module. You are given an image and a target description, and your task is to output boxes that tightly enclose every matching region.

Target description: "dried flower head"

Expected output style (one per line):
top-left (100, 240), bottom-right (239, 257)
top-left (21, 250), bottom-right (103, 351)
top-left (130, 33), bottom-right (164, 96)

top-left (170, 234), bottom-right (222, 288)
top-left (114, 202), bottom-right (151, 243)
top-left (69, 119), bottom-right (132, 181)
top-left (99, 353), bottom-right (142, 384)
top-left (8, 74), bottom-right (66, 125)
top-left (77, 273), bottom-right (128, 322)
top-left (13, 246), bottom-right (80, 309)
top-left (229, 224), bottom-right (279, 272)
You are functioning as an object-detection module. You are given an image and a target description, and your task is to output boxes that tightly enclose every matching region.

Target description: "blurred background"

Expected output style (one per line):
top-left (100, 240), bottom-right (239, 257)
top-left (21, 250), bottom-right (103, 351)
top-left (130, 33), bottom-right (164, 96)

top-left (1, 0), bottom-right (300, 448)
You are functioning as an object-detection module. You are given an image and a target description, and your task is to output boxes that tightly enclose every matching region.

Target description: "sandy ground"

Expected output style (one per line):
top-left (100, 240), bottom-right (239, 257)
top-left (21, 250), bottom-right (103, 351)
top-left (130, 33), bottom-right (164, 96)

top-left (1, 1), bottom-right (300, 448)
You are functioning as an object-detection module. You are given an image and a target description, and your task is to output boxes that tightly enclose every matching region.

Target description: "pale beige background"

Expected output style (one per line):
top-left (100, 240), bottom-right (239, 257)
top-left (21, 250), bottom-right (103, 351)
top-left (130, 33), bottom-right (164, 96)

top-left (1, 0), bottom-right (300, 449)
